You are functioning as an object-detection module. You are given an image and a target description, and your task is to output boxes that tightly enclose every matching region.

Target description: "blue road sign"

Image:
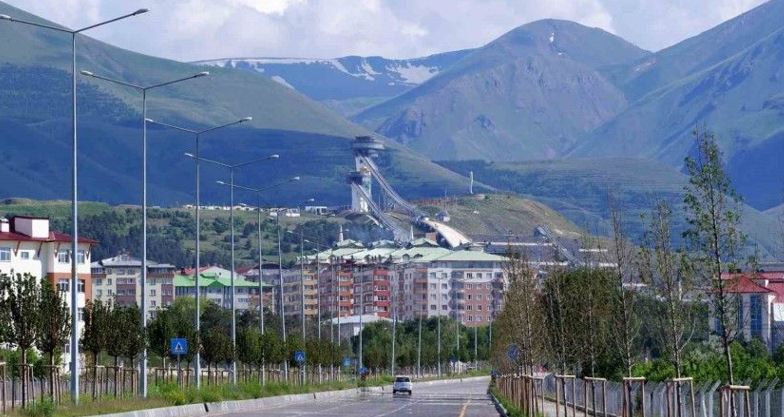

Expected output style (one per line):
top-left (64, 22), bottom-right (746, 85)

top-left (294, 350), bottom-right (306, 364)
top-left (343, 357), bottom-right (352, 367)
top-left (506, 344), bottom-right (519, 360)
top-left (170, 338), bottom-right (188, 356)
top-left (359, 366), bottom-right (368, 375)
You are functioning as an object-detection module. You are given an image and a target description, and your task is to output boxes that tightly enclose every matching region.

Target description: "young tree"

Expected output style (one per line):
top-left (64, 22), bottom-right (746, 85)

top-left (106, 306), bottom-right (127, 396)
top-left (81, 299), bottom-right (110, 399)
top-left (498, 248), bottom-right (542, 374)
top-left (237, 327), bottom-right (262, 379)
top-left (608, 201), bottom-right (640, 377)
top-left (0, 275), bottom-right (11, 350)
top-left (122, 305), bottom-right (146, 392)
top-left (6, 273), bottom-right (41, 406)
top-left (683, 127), bottom-right (746, 384)
top-left (36, 280), bottom-right (71, 397)
top-left (640, 201), bottom-right (695, 377)
top-left (148, 308), bottom-right (175, 365)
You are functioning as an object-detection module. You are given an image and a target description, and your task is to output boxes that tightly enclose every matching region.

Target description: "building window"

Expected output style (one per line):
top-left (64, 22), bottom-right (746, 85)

top-left (478, 305), bottom-right (483, 311)
top-left (750, 295), bottom-right (763, 338)
top-left (441, 283), bottom-right (447, 289)
top-left (57, 250), bottom-right (69, 264)
top-left (150, 289), bottom-right (157, 296)
top-left (441, 304), bottom-right (447, 310)
top-left (57, 279), bottom-right (69, 292)
top-left (430, 305), bottom-right (436, 310)
top-left (468, 316), bottom-right (473, 322)
top-left (77, 250), bottom-right (86, 264)
top-left (0, 247), bottom-right (10, 262)
top-left (78, 280), bottom-right (85, 293)
top-left (20, 251), bottom-right (30, 260)
top-left (97, 289), bottom-right (103, 296)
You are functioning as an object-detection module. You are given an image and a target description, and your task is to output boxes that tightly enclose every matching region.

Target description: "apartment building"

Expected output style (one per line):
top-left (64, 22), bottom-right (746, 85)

top-left (0, 216), bottom-right (95, 365)
top-left (91, 253), bottom-right (176, 317)
top-left (352, 266), bottom-right (392, 318)
top-left (173, 272), bottom-right (266, 311)
top-left (311, 237), bottom-right (507, 327)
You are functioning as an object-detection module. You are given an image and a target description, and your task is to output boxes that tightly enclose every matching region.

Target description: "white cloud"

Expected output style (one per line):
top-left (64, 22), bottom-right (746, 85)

top-left (2, 0), bottom-right (767, 61)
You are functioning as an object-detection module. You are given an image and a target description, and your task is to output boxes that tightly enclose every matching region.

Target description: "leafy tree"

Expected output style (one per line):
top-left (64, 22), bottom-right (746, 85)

top-left (36, 280), bottom-right (71, 397)
top-left (122, 305), bottom-right (146, 384)
top-left (5, 273), bottom-right (41, 405)
top-left (683, 127), bottom-right (746, 384)
top-left (106, 306), bottom-right (127, 395)
top-left (81, 299), bottom-right (110, 400)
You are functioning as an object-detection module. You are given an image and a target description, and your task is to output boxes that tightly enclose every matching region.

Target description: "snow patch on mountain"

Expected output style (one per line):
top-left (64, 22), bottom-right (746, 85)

top-left (270, 75), bottom-right (295, 90)
top-left (388, 63), bottom-right (439, 84)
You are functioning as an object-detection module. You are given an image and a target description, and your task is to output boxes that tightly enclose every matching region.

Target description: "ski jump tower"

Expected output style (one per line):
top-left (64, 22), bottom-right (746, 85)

top-left (347, 136), bottom-right (384, 213)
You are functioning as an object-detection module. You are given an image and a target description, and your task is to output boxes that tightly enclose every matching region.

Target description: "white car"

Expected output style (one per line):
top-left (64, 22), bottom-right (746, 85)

top-left (392, 376), bottom-right (413, 395)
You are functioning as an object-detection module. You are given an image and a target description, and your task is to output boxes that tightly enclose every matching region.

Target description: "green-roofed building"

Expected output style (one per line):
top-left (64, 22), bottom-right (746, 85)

top-left (174, 272), bottom-right (272, 312)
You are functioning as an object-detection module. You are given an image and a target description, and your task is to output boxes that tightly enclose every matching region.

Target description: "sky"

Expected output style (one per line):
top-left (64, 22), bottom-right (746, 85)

top-left (4, 0), bottom-right (768, 62)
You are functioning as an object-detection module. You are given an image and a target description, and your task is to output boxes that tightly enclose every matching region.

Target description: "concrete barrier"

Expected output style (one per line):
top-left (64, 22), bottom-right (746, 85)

top-left (94, 403), bottom-right (207, 417)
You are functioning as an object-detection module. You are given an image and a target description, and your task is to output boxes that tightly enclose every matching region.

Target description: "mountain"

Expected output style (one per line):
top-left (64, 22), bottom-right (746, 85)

top-left (609, 0), bottom-right (784, 100)
top-left (437, 158), bottom-right (782, 259)
top-left (0, 1), bottom-right (476, 206)
top-left (193, 51), bottom-right (472, 116)
top-left (569, 0), bottom-right (784, 210)
top-left (352, 19), bottom-right (650, 161)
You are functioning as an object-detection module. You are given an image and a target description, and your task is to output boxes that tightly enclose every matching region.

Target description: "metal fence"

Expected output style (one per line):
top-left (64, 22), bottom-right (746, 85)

top-left (0, 361), bottom-right (450, 412)
top-left (497, 374), bottom-right (783, 417)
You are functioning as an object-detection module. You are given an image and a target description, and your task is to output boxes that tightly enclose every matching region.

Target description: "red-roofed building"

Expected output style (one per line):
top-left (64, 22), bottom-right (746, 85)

top-left (713, 272), bottom-right (784, 350)
top-left (0, 215), bottom-right (96, 366)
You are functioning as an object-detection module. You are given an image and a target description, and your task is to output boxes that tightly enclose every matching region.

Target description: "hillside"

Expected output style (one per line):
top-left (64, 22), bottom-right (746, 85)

top-left (0, 198), bottom-right (388, 268)
top-left (438, 158), bottom-right (782, 259)
top-left (194, 50), bottom-right (472, 116)
top-left (353, 19), bottom-right (649, 161)
top-left (415, 193), bottom-right (585, 241)
top-left (610, 0), bottom-right (784, 100)
top-left (570, 23), bottom-right (784, 209)
top-left (0, 1), bottom-right (475, 206)
top-left (567, 0), bottom-right (784, 210)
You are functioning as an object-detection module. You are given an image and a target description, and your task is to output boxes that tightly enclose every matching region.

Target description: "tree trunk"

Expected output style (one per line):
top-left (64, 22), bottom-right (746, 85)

top-left (113, 357), bottom-right (119, 398)
top-left (92, 353), bottom-right (98, 400)
top-left (49, 353), bottom-right (56, 400)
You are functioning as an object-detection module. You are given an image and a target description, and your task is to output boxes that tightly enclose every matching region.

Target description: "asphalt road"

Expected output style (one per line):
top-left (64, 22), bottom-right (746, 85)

top-left (224, 377), bottom-right (498, 417)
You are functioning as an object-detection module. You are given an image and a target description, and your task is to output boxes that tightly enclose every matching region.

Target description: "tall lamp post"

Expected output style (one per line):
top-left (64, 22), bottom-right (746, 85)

top-left (215, 177), bottom-right (299, 336)
top-left (80, 69), bottom-right (208, 397)
top-left (146, 117), bottom-right (252, 388)
top-left (185, 153), bottom-right (279, 384)
top-left (0, 9), bottom-right (149, 404)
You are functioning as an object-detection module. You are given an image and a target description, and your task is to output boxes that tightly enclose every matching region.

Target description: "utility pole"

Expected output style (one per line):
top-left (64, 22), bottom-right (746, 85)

top-left (390, 261), bottom-right (397, 375)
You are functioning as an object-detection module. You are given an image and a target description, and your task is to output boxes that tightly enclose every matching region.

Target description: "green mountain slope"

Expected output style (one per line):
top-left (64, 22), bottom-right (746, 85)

top-left (438, 158), bottom-right (781, 259)
top-left (612, 0), bottom-right (784, 100)
top-left (0, 1), bottom-right (476, 206)
top-left (353, 19), bottom-right (649, 161)
top-left (569, 22), bottom-right (784, 209)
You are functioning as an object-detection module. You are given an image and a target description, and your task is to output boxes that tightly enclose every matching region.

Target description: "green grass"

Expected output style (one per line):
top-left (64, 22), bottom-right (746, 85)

top-left (414, 193), bottom-right (586, 240)
top-left (9, 376), bottom-right (395, 417)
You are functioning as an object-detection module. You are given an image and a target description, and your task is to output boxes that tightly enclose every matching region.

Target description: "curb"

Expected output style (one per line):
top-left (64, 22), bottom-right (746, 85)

top-left (489, 392), bottom-right (509, 417)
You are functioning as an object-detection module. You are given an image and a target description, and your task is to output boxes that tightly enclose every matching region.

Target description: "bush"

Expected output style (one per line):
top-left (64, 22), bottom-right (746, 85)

top-left (21, 399), bottom-right (56, 417)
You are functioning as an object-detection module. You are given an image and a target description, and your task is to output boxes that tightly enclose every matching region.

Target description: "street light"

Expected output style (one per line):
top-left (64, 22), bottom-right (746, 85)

top-left (80, 69), bottom-right (208, 397)
top-left (215, 176), bottom-right (298, 337)
top-left (147, 117), bottom-right (252, 388)
top-left (184, 153), bottom-right (278, 384)
top-left (1, 8), bottom-right (149, 404)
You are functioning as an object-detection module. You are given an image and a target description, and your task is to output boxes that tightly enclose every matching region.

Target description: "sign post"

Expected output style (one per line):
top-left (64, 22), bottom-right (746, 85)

top-left (170, 338), bottom-right (188, 386)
